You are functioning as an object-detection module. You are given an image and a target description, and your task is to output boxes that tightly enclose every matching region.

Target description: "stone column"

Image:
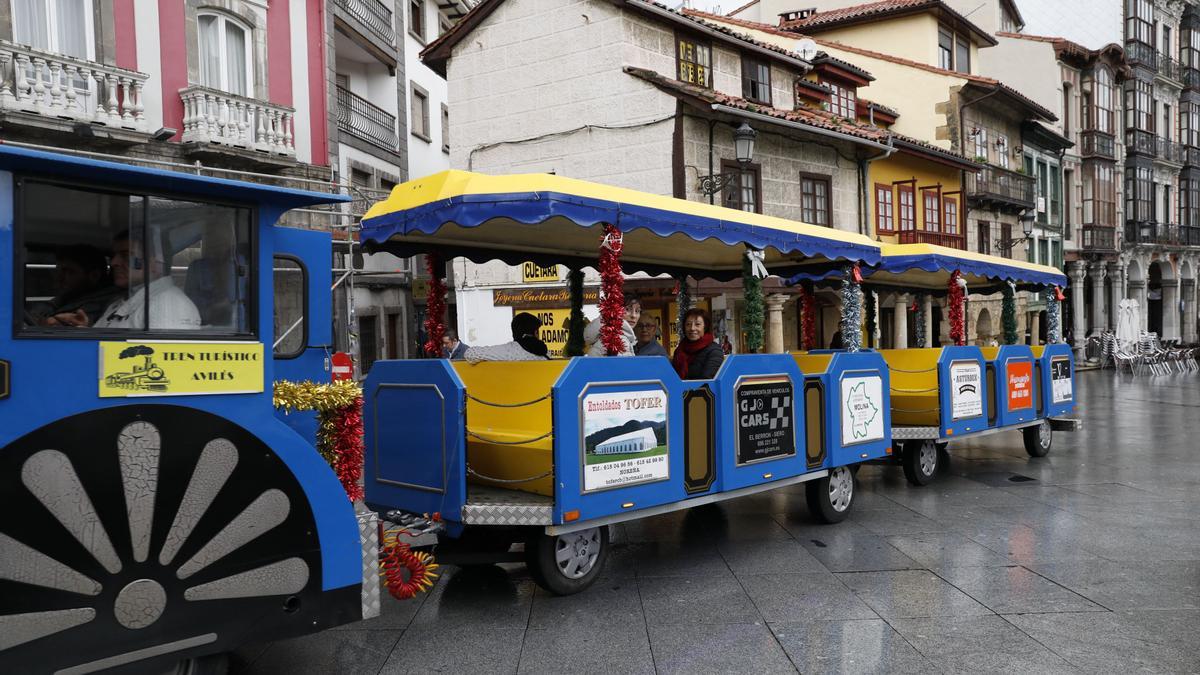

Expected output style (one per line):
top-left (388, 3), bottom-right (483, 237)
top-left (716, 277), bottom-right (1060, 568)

top-left (765, 294), bottom-right (788, 354)
top-left (1089, 262), bottom-right (1108, 336)
top-left (1163, 278), bottom-right (1181, 341)
top-left (1107, 262), bottom-right (1124, 333)
top-left (1068, 261), bottom-right (1087, 354)
top-left (893, 294), bottom-right (909, 349)
top-left (1182, 278), bottom-right (1197, 343)
top-left (1128, 279), bottom-right (1148, 335)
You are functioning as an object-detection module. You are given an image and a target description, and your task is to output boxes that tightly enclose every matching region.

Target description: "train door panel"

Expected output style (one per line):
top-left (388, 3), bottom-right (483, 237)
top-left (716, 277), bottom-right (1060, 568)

top-left (272, 227), bottom-right (333, 440)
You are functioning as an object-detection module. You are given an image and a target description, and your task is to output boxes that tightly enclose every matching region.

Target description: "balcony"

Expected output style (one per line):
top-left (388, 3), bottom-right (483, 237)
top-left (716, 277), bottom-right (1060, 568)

top-left (965, 164), bottom-right (1035, 210)
top-left (334, 0), bottom-right (395, 45)
top-left (1156, 136), bottom-right (1186, 164)
top-left (180, 85), bottom-right (296, 163)
top-left (898, 230), bottom-right (966, 250)
top-left (0, 41), bottom-right (149, 140)
top-left (1125, 221), bottom-right (1181, 246)
top-left (1157, 52), bottom-right (1184, 83)
top-left (1081, 225), bottom-right (1118, 252)
top-left (1187, 147), bottom-right (1200, 168)
top-left (1182, 224), bottom-right (1200, 246)
top-left (1079, 130), bottom-right (1116, 160)
top-left (1125, 40), bottom-right (1157, 70)
top-left (336, 85), bottom-right (398, 151)
top-left (1126, 127), bottom-right (1156, 156)
top-left (1186, 66), bottom-right (1200, 90)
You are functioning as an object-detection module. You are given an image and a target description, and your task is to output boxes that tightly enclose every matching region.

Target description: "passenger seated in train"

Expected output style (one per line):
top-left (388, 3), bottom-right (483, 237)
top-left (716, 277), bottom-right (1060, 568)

top-left (464, 312), bottom-right (550, 362)
top-left (583, 296), bottom-right (640, 356)
top-left (672, 308), bottom-right (724, 379)
top-left (31, 245), bottom-right (118, 326)
top-left (633, 314), bottom-right (669, 357)
top-left (50, 231), bottom-right (201, 330)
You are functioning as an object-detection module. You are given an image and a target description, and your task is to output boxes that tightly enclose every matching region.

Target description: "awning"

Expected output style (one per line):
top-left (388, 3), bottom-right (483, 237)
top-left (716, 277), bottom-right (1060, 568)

top-left (361, 170), bottom-right (883, 280)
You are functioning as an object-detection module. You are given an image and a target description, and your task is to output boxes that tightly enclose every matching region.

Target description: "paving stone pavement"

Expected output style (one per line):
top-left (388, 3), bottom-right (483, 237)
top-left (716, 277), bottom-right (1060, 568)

top-left (234, 371), bottom-right (1200, 674)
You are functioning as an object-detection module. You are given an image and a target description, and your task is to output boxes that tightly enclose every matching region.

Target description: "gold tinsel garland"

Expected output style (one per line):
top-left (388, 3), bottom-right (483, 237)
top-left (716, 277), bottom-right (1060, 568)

top-left (273, 380), bottom-right (365, 501)
top-left (274, 380), bottom-right (362, 413)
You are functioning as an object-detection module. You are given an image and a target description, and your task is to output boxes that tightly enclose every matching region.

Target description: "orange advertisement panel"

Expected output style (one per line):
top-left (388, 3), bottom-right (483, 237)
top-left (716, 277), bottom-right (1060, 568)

top-left (1006, 361), bottom-right (1034, 411)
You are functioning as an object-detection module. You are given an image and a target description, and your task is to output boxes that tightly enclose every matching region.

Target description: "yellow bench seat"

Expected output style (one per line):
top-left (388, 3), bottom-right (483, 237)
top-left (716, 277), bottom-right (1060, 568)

top-left (878, 349), bottom-right (942, 426)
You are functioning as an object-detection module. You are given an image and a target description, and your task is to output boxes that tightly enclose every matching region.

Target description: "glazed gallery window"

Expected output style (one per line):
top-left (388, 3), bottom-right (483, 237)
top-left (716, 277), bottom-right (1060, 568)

top-left (677, 37), bottom-right (711, 88)
top-left (722, 161), bottom-right (762, 213)
top-left (897, 184), bottom-right (915, 231)
top-left (938, 25), bottom-right (971, 74)
top-left (1126, 0), bottom-right (1153, 46)
top-left (198, 12), bottom-right (252, 96)
top-left (1182, 101), bottom-right (1200, 147)
top-left (1184, 26), bottom-right (1200, 70)
top-left (874, 183), bottom-right (894, 233)
top-left (742, 57), bottom-right (771, 105)
top-left (824, 80), bottom-right (856, 118)
top-left (1125, 80), bottom-right (1153, 132)
top-left (1180, 176), bottom-right (1200, 227)
top-left (943, 196), bottom-right (959, 235)
top-left (922, 190), bottom-right (941, 232)
top-left (1125, 165), bottom-right (1154, 222)
top-left (800, 174), bottom-right (831, 226)
top-left (16, 180), bottom-right (253, 335)
top-left (1092, 67), bottom-right (1115, 134)
top-left (971, 127), bottom-right (989, 162)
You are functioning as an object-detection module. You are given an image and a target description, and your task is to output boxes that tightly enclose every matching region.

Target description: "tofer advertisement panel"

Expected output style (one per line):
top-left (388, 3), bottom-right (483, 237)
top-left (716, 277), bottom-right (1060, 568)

top-left (580, 387), bottom-right (669, 493)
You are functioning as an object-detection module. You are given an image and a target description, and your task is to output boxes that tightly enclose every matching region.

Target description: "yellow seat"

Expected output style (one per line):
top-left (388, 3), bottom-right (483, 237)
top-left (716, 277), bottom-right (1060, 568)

top-left (452, 360), bottom-right (568, 497)
top-left (791, 352), bottom-right (833, 375)
top-left (878, 349), bottom-right (942, 426)
top-left (1030, 345), bottom-right (1045, 358)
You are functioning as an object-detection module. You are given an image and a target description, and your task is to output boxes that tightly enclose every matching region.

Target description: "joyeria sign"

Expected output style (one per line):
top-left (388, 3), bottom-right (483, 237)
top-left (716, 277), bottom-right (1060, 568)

top-left (1006, 361), bottom-right (1034, 411)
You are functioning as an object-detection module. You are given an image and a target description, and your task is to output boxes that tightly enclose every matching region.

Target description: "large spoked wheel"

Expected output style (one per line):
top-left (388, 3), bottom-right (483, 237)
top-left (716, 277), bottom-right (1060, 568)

top-left (806, 466), bottom-right (855, 524)
top-left (526, 526), bottom-right (608, 596)
top-left (1024, 419), bottom-right (1053, 457)
top-left (163, 653), bottom-right (229, 675)
top-left (902, 439), bottom-right (940, 486)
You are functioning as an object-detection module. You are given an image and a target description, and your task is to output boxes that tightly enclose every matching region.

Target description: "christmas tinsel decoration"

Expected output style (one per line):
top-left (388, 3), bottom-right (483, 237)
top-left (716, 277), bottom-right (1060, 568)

top-left (948, 270), bottom-right (966, 346)
top-left (1045, 286), bottom-right (1062, 344)
top-left (423, 253), bottom-right (447, 357)
top-left (675, 275), bottom-right (692, 340)
top-left (1001, 281), bottom-right (1018, 345)
top-left (914, 294), bottom-right (927, 348)
top-left (380, 528), bottom-right (439, 600)
top-left (564, 268), bottom-right (586, 357)
top-left (742, 251), bottom-right (765, 352)
top-left (864, 288), bottom-right (877, 349)
top-left (840, 270), bottom-right (863, 352)
top-left (274, 380), bottom-right (364, 502)
top-left (799, 281), bottom-right (818, 351)
top-left (599, 223), bottom-right (626, 355)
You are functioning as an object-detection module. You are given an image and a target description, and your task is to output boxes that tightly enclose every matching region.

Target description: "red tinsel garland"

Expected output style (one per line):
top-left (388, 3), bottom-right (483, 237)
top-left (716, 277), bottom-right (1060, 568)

top-left (948, 270), bottom-right (966, 346)
top-left (599, 223), bottom-right (625, 355)
top-left (320, 398), bottom-right (365, 502)
top-left (380, 530), bottom-right (439, 600)
top-left (423, 253), bottom-right (447, 356)
top-left (799, 283), bottom-right (818, 351)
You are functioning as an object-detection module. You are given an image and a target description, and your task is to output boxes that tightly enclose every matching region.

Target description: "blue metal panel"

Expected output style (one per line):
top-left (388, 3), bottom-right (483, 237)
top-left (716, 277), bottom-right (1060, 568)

top-left (363, 359), bottom-right (467, 524)
top-left (990, 345), bottom-right (1038, 427)
top-left (822, 351), bottom-right (892, 467)
top-left (937, 346), bottom-right (990, 437)
top-left (1039, 343), bottom-right (1076, 418)
top-left (711, 354), bottom-right (808, 492)
top-left (551, 356), bottom-right (687, 524)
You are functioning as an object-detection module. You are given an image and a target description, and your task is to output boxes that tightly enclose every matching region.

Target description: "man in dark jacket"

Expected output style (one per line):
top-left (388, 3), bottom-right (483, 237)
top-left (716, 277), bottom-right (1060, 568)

top-left (442, 331), bottom-right (470, 360)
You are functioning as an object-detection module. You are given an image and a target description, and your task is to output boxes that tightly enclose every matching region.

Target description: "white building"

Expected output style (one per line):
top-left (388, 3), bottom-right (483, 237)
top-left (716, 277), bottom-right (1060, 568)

top-left (595, 427), bottom-right (657, 455)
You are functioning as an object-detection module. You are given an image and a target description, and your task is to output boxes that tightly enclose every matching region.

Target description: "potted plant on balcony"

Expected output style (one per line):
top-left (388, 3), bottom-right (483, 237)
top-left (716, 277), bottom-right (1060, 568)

top-left (973, 155), bottom-right (988, 163)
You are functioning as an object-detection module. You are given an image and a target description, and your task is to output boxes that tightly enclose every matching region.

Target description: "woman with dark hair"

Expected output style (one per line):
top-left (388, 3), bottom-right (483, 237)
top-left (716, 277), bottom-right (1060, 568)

top-left (584, 296), bottom-right (640, 356)
top-left (464, 312), bottom-right (550, 362)
top-left (672, 308), bottom-right (724, 379)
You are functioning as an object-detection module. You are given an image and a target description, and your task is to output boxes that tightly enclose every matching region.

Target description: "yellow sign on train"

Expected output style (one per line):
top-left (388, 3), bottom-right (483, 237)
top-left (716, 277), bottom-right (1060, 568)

top-left (99, 342), bottom-right (264, 397)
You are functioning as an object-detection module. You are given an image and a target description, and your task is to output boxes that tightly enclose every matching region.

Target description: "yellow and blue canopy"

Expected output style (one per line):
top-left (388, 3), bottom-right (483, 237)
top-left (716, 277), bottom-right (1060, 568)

top-left (361, 170), bottom-right (882, 280)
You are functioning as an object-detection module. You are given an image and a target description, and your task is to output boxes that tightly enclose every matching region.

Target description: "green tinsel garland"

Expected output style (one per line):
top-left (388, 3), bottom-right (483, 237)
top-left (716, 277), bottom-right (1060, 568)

top-left (742, 254), bottom-right (764, 353)
top-left (864, 288), bottom-right (877, 349)
top-left (1002, 282), bottom-right (1018, 345)
top-left (914, 294), bottom-right (927, 348)
top-left (564, 268), bottom-right (586, 357)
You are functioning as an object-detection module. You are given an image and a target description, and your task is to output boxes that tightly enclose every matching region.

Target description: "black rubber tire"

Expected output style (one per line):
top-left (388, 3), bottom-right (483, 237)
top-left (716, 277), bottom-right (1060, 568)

top-left (805, 466), bottom-right (855, 524)
top-left (1024, 419), bottom-right (1052, 457)
top-left (902, 439), bottom-right (939, 486)
top-left (525, 526), bottom-right (609, 596)
top-left (169, 653), bottom-right (230, 675)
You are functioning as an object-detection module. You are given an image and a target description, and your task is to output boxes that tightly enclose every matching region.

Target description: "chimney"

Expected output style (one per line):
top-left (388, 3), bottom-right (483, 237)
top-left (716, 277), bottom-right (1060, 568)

top-left (779, 8), bottom-right (818, 24)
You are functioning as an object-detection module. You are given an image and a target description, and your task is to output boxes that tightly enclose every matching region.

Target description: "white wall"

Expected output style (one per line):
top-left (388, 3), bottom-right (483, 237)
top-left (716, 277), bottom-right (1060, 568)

top-left (405, 0), bottom-right (452, 181)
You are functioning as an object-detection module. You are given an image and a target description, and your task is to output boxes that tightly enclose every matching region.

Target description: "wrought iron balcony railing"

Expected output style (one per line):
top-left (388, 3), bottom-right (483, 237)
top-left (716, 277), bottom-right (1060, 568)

top-left (336, 85), bottom-right (398, 151)
top-left (1079, 130), bottom-right (1116, 159)
top-left (965, 164), bottom-right (1035, 208)
top-left (1125, 220), bottom-right (1181, 245)
top-left (334, 0), bottom-right (396, 44)
top-left (1125, 40), bottom-right (1157, 70)
top-left (1157, 52), bottom-right (1184, 82)
top-left (1081, 225), bottom-right (1118, 252)
top-left (1126, 127), bottom-right (1156, 156)
top-left (1157, 136), bottom-right (1185, 164)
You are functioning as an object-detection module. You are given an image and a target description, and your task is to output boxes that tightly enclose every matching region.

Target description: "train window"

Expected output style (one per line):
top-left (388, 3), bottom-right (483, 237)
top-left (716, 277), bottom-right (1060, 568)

top-left (273, 256), bottom-right (306, 358)
top-left (17, 181), bottom-right (253, 336)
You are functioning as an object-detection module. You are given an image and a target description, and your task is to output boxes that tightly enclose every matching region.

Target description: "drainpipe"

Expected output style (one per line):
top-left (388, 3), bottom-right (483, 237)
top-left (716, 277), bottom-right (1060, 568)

top-left (860, 133), bottom-right (897, 238)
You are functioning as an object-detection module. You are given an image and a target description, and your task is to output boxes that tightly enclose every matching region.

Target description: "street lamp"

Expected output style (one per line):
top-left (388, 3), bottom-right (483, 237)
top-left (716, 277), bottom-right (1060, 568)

top-left (994, 210), bottom-right (1035, 252)
top-left (698, 122), bottom-right (758, 196)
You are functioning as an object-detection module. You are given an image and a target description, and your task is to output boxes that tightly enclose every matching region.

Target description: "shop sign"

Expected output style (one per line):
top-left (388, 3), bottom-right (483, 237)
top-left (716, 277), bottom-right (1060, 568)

top-left (492, 287), bottom-right (599, 308)
top-left (530, 309), bottom-right (571, 358)
top-left (581, 387), bottom-right (669, 493)
top-left (841, 374), bottom-right (883, 446)
top-left (99, 342), bottom-right (263, 397)
top-left (1050, 357), bottom-right (1072, 403)
top-left (1006, 360), bottom-right (1033, 411)
top-left (735, 377), bottom-right (796, 465)
top-left (949, 360), bottom-right (983, 420)
top-left (522, 262), bottom-right (560, 283)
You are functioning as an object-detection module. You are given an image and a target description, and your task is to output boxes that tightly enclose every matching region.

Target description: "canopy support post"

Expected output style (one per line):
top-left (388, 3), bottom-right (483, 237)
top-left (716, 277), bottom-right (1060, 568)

top-left (840, 264), bottom-right (863, 352)
top-left (949, 270), bottom-right (966, 346)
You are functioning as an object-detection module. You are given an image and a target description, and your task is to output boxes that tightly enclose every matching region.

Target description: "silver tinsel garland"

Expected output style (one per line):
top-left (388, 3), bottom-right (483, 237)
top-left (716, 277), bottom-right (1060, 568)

top-left (675, 275), bottom-right (691, 340)
top-left (1045, 287), bottom-right (1062, 344)
top-left (841, 277), bottom-right (863, 352)
top-left (914, 294), bottom-right (927, 348)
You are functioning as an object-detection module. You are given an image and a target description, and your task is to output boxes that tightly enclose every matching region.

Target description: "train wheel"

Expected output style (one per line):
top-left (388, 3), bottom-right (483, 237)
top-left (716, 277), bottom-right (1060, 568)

top-left (163, 652), bottom-right (229, 675)
top-left (0, 405), bottom-right (329, 674)
top-left (525, 526), bottom-right (608, 596)
top-left (902, 439), bottom-right (940, 486)
top-left (805, 466), bottom-right (855, 524)
top-left (1024, 419), bottom-right (1053, 457)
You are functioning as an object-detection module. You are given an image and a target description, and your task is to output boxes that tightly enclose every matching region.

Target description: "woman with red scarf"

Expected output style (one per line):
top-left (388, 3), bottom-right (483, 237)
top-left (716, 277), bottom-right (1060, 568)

top-left (672, 308), bottom-right (724, 379)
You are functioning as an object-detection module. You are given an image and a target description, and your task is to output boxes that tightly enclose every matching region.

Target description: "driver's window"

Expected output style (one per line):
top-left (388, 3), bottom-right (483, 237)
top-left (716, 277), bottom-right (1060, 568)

top-left (18, 180), bottom-right (253, 335)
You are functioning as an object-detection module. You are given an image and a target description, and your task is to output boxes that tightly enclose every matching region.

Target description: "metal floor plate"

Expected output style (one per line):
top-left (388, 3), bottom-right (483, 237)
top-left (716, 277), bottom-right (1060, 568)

top-left (462, 484), bottom-right (554, 526)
